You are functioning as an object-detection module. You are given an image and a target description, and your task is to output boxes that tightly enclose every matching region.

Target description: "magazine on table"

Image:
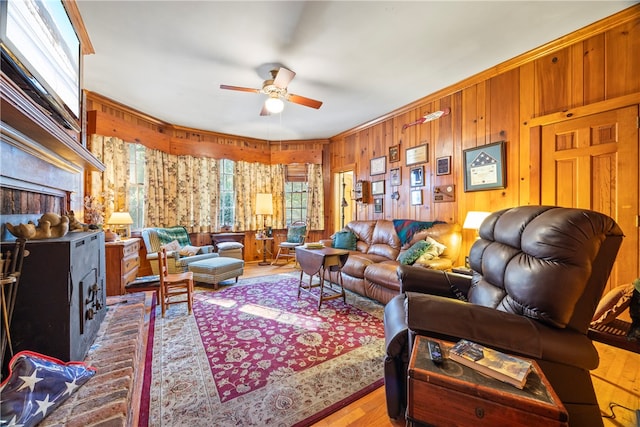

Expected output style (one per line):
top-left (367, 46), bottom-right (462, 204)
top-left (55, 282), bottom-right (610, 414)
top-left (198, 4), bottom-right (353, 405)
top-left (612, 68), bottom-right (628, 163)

top-left (448, 339), bottom-right (533, 389)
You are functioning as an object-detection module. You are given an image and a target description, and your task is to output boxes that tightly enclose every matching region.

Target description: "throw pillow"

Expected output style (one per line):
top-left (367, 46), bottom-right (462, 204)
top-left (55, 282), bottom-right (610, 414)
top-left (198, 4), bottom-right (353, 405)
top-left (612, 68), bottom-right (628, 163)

top-left (179, 244), bottom-right (201, 256)
top-left (591, 283), bottom-right (635, 327)
top-left (425, 236), bottom-right (447, 255)
top-left (216, 241), bottom-right (243, 250)
top-left (413, 245), bottom-right (442, 265)
top-left (332, 230), bottom-right (357, 250)
top-left (397, 240), bottom-right (431, 265)
top-left (161, 239), bottom-right (181, 253)
top-left (287, 225), bottom-right (307, 244)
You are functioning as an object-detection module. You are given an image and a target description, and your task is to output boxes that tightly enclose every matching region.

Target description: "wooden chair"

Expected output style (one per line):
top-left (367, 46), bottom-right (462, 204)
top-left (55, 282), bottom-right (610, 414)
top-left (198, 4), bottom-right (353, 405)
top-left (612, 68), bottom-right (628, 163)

top-left (157, 247), bottom-right (194, 317)
top-left (272, 220), bottom-right (308, 265)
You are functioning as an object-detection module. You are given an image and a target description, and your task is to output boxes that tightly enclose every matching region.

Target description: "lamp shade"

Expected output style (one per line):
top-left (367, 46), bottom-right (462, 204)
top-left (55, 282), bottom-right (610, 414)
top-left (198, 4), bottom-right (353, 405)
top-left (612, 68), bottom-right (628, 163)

top-left (462, 211), bottom-right (490, 230)
top-left (255, 193), bottom-right (273, 215)
top-left (107, 211), bottom-right (133, 225)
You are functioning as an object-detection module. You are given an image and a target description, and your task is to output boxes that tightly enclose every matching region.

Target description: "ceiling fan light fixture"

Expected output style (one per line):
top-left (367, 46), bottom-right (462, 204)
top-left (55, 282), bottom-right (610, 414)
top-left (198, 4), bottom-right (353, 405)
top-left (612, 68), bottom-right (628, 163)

top-left (265, 96), bottom-right (284, 114)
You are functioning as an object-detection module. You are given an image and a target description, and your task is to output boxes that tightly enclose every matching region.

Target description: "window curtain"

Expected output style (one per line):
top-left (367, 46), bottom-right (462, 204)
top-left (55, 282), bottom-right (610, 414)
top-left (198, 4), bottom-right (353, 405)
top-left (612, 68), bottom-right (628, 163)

top-left (307, 163), bottom-right (324, 230)
top-left (145, 148), bottom-right (220, 231)
top-left (270, 164), bottom-right (286, 229)
top-left (234, 161), bottom-right (278, 231)
top-left (87, 135), bottom-right (130, 224)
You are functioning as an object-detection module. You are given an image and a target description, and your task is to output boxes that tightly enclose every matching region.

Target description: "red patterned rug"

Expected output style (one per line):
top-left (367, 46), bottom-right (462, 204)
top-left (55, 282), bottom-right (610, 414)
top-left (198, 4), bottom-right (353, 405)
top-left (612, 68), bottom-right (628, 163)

top-left (146, 273), bottom-right (386, 426)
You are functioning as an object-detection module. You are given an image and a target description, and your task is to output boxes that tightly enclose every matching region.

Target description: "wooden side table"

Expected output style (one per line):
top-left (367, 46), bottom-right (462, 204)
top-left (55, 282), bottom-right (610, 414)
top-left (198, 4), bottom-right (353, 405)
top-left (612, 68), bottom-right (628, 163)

top-left (255, 236), bottom-right (274, 266)
top-left (105, 238), bottom-right (141, 296)
top-left (407, 336), bottom-right (568, 426)
top-left (296, 246), bottom-right (349, 309)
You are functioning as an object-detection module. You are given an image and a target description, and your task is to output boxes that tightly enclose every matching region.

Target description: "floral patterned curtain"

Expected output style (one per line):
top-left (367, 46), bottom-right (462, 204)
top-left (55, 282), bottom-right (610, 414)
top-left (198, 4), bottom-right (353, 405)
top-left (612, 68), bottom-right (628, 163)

top-left (87, 135), bottom-right (130, 225)
top-left (145, 148), bottom-right (220, 232)
top-left (270, 164), bottom-right (286, 229)
top-left (306, 163), bottom-right (324, 230)
top-left (234, 161), bottom-right (277, 231)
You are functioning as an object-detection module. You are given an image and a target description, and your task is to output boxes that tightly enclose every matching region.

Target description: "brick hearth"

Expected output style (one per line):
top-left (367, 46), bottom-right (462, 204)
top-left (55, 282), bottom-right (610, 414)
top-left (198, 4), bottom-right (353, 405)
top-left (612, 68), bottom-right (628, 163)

top-left (40, 292), bottom-right (154, 427)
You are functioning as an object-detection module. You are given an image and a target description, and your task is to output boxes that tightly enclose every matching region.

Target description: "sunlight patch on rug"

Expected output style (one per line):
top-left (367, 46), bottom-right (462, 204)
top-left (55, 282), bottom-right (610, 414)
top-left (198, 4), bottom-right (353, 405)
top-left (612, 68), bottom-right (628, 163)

top-left (148, 274), bottom-right (385, 426)
top-left (193, 277), bottom-right (385, 403)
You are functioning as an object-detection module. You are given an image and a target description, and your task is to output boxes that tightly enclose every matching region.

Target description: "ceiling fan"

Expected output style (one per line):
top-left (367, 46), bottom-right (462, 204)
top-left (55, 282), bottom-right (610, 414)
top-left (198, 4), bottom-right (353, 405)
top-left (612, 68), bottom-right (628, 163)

top-left (220, 67), bottom-right (323, 116)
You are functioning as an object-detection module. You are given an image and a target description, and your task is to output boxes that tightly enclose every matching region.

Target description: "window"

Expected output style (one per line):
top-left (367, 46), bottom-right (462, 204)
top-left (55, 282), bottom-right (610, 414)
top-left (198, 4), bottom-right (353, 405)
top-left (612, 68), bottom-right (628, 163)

top-left (284, 181), bottom-right (307, 225)
top-left (219, 159), bottom-right (235, 227)
top-left (128, 144), bottom-right (145, 230)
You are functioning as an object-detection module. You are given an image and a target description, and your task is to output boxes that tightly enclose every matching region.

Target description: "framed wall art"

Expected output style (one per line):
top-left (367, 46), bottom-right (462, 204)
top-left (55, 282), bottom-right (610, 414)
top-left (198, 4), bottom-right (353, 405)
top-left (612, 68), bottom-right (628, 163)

top-left (370, 156), bottom-right (386, 176)
top-left (371, 180), bottom-right (385, 196)
top-left (374, 198), bottom-right (383, 213)
top-left (436, 156), bottom-right (451, 176)
top-left (463, 141), bottom-right (506, 192)
top-left (410, 165), bottom-right (424, 187)
top-left (390, 168), bottom-right (401, 186)
top-left (410, 189), bottom-right (423, 205)
top-left (389, 145), bottom-right (400, 163)
top-left (405, 144), bottom-right (428, 166)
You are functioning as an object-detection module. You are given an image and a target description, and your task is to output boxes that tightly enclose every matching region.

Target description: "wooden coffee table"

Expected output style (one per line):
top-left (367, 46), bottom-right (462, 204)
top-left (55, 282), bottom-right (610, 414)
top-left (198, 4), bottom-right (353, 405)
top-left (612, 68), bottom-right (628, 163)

top-left (407, 336), bottom-right (568, 426)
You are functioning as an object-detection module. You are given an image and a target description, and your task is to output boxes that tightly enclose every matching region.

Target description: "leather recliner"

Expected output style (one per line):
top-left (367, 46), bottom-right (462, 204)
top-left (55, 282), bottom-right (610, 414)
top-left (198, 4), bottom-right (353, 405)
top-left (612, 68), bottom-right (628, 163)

top-left (383, 206), bottom-right (624, 427)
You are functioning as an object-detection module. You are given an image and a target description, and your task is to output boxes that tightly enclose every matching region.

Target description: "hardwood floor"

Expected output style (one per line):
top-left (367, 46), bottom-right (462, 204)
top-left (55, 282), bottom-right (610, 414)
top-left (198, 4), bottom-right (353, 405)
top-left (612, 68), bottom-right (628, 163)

top-left (242, 261), bottom-right (640, 427)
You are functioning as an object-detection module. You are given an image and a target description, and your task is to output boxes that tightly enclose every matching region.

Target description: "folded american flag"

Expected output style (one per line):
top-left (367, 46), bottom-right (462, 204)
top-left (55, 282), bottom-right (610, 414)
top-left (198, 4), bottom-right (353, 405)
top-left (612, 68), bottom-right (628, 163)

top-left (0, 351), bottom-right (96, 427)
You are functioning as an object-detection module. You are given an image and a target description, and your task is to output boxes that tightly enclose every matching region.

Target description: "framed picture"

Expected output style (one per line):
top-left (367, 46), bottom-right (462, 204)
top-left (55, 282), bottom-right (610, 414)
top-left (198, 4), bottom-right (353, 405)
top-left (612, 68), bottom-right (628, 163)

top-left (463, 141), bottom-right (506, 192)
top-left (405, 144), bottom-right (428, 166)
top-left (410, 166), bottom-right (424, 187)
top-left (374, 198), bottom-right (383, 213)
top-left (389, 145), bottom-right (400, 163)
top-left (411, 189), bottom-right (423, 205)
top-left (372, 180), bottom-right (385, 195)
top-left (390, 168), bottom-right (401, 186)
top-left (370, 156), bottom-right (386, 176)
top-left (436, 156), bottom-right (451, 176)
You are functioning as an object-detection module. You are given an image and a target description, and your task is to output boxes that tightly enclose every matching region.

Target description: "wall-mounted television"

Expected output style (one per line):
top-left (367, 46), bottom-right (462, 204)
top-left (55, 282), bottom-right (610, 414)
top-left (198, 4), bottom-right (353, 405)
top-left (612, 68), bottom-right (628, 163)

top-left (0, 0), bottom-right (81, 131)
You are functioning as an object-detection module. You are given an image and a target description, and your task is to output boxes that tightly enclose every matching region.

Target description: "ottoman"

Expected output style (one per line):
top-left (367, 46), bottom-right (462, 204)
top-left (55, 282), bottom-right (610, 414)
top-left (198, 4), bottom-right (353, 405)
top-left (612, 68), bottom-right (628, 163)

top-left (188, 257), bottom-right (244, 289)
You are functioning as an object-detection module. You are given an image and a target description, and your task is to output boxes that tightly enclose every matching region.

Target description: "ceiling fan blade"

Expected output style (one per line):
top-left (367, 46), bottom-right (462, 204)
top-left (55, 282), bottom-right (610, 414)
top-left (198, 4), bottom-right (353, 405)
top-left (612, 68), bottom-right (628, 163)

top-left (286, 93), bottom-right (323, 109)
top-left (259, 102), bottom-right (270, 116)
top-left (273, 67), bottom-right (295, 89)
top-left (219, 84), bottom-right (261, 93)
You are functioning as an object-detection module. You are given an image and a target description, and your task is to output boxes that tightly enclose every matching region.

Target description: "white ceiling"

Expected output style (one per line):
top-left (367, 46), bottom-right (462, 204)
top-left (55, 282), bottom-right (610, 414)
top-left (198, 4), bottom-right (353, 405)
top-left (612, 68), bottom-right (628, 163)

top-left (77, 1), bottom-right (635, 141)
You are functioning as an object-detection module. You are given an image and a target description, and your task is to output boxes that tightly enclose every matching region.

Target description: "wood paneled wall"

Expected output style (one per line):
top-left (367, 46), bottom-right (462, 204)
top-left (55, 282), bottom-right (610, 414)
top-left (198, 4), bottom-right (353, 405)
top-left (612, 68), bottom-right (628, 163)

top-left (327, 7), bottom-right (640, 262)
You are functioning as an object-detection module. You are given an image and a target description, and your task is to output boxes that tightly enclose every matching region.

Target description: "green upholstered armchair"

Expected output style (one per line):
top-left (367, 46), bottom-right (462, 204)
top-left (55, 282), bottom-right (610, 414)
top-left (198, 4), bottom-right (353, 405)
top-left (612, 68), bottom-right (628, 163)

top-left (141, 226), bottom-right (217, 274)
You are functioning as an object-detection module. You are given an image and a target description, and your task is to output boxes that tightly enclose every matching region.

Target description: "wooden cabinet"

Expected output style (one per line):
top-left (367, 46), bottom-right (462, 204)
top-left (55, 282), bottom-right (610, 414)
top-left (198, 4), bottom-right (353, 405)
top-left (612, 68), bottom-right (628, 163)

top-left (189, 232), bottom-right (212, 246)
top-left (105, 238), bottom-right (140, 296)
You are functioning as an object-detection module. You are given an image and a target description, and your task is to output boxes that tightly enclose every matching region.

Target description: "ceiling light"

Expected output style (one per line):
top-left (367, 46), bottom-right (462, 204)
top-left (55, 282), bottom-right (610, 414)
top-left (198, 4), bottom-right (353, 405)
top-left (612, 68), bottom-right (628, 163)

top-left (265, 97), bottom-right (284, 114)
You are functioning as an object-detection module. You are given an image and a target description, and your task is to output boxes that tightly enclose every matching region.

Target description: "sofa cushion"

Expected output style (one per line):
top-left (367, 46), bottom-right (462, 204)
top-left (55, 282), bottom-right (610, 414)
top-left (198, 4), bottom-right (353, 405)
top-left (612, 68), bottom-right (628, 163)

top-left (333, 230), bottom-right (357, 250)
top-left (161, 239), bottom-right (181, 252)
top-left (591, 284), bottom-right (634, 326)
top-left (365, 262), bottom-right (402, 291)
top-left (179, 244), bottom-right (202, 256)
top-left (398, 240), bottom-right (431, 265)
top-left (341, 254), bottom-right (377, 279)
top-left (367, 220), bottom-right (401, 259)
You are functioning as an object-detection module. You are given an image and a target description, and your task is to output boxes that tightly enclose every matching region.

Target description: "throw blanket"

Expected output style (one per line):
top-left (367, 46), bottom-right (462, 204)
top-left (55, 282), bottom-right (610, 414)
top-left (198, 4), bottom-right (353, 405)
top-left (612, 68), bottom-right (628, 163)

top-left (393, 219), bottom-right (444, 246)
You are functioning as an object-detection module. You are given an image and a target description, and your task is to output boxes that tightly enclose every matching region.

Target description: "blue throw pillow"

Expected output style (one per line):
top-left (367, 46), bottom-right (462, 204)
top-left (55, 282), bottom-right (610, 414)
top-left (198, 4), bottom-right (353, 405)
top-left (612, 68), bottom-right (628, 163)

top-left (398, 240), bottom-right (431, 265)
top-left (332, 230), bottom-right (357, 250)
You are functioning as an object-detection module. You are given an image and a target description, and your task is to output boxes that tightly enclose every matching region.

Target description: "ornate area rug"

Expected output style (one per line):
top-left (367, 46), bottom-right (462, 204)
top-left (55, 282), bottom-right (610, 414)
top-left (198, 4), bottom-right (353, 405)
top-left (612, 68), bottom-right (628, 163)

top-left (145, 273), bottom-right (385, 426)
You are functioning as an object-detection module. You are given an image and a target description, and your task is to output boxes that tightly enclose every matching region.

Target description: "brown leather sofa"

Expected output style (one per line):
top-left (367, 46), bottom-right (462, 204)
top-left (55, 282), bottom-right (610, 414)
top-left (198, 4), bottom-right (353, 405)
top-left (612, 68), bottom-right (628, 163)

top-left (383, 206), bottom-right (624, 426)
top-left (321, 219), bottom-right (461, 304)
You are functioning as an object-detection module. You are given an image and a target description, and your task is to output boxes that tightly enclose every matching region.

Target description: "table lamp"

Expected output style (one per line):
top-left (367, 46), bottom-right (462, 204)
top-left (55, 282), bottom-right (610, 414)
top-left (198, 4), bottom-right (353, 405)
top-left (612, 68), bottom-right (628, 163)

top-left (462, 211), bottom-right (490, 268)
top-left (255, 192), bottom-right (273, 235)
top-left (107, 211), bottom-right (134, 238)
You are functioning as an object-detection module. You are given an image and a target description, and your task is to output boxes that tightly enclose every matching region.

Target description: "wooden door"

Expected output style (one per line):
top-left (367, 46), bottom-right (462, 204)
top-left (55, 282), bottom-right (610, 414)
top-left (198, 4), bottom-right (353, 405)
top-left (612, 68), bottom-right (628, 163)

top-left (541, 105), bottom-right (639, 289)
